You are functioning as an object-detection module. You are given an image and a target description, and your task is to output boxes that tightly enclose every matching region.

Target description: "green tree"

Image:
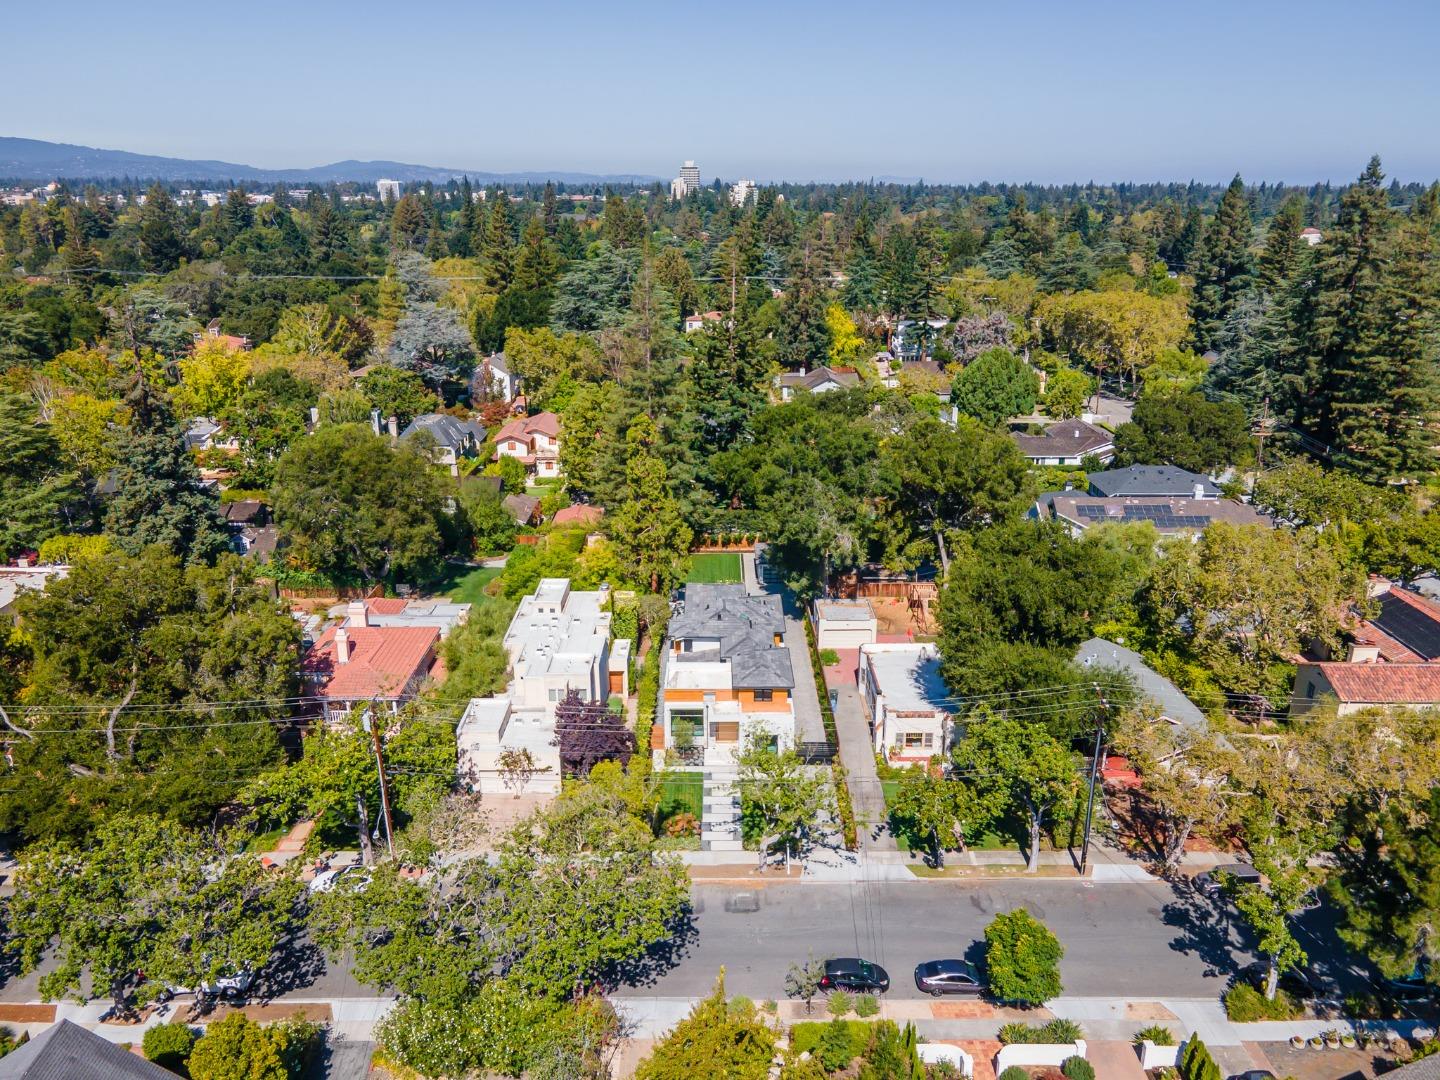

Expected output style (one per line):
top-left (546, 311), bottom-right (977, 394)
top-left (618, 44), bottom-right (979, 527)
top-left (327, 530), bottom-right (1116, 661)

top-left (500, 326), bottom-right (606, 412)
top-left (480, 191), bottom-right (515, 288)
top-left (889, 763), bottom-right (993, 869)
top-left (104, 376), bottom-right (231, 565)
top-left (785, 958), bottom-right (826, 1015)
top-left (984, 908), bottom-right (1064, 1005)
top-left (737, 730), bottom-right (835, 868)
top-left (0, 394), bottom-right (83, 559)
top-left (1041, 367), bottom-right (1092, 419)
top-left (142, 1021), bottom-right (197, 1072)
top-left (271, 423), bottom-right (448, 585)
top-left (1148, 522), bottom-right (1363, 700)
top-left (1188, 175), bottom-right (1253, 354)
top-left (358, 366), bottom-right (440, 429)
top-left (10, 816), bottom-right (302, 1015)
top-left (607, 416), bottom-right (693, 592)
top-left (139, 184), bottom-right (185, 271)
top-left (390, 193), bottom-right (428, 250)
top-left (951, 347), bottom-right (1039, 426)
top-left (1112, 389), bottom-right (1250, 473)
top-left (187, 1014), bottom-right (320, 1080)
top-left (460, 482), bottom-right (518, 554)
top-left (777, 249), bottom-right (832, 367)
top-left (952, 712), bottom-right (1080, 872)
top-left (635, 973), bottom-right (776, 1080)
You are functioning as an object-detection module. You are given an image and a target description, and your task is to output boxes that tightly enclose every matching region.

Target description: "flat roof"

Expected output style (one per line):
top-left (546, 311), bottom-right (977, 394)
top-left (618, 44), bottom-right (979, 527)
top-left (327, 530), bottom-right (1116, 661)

top-left (862, 644), bottom-right (949, 713)
top-left (816, 599), bottom-right (876, 622)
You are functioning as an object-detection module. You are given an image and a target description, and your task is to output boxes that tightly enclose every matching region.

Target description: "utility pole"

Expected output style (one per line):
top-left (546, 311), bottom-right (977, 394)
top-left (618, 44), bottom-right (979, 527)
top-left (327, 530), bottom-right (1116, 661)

top-left (361, 705), bottom-right (396, 859)
top-left (1256, 396), bottom-right (1271, 469)
top-left (1078, 685), bottom-right (1107, 877)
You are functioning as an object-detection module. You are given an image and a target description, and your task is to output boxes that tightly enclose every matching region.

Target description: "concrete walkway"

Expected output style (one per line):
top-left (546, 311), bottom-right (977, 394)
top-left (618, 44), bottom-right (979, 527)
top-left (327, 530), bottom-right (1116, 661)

top-left (833, 683), bottom-right (897, 850)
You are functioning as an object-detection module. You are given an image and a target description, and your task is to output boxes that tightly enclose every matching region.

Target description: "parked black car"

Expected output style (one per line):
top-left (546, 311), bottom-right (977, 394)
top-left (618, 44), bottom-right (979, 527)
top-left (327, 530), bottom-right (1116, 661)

top-left (819, 958), bottom-right (890, 993)
top-left (914, 959), bottom-right (984, 997)
top-left (1374, 968), bottom-right (1436, 1003)
top-left (1195, 863), bottom-right (1263, 898)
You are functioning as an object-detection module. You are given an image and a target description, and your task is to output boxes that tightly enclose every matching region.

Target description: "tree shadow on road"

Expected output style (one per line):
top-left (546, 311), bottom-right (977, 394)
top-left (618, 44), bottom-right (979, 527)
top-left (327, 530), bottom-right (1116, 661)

top-left (607, 912), bottom-right (700, 991)
top-left (1160, 882), bottom-right (1245, 978)
top-left (255, 935), bottom-right (328, 1001)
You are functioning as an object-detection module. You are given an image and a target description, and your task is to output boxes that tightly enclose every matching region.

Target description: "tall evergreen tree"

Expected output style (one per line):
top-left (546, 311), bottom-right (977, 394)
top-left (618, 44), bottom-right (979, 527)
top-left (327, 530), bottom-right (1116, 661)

top-left (451, 177), bottom-right (476, 257)
top-left (1256, 195), bottom-right (1307, 295)
top-left (104, 376), bottom-right (230, 565)
top-left (1188, 175), bottom-right (1254, 353)
top-left (479, 192), bottom-right (514, 289)
top-left (138, 184), bottom-right (185, 272)
top-left (511, 215), bottom-right (560, 293)
top-left (777, 246), bottom-right (832, 368)
top-left (541, 181), bottom-right (559, 236)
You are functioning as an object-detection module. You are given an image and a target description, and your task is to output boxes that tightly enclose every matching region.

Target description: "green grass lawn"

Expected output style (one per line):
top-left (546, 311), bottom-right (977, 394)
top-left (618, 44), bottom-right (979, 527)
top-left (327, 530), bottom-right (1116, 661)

top-left (880, 779), bottom-right (1047, 853)
top-left (657, 771), bottom-right (704, 824)
top-left (688, 552), bottom-right (743, 584)
top-left (443, 565), bottom-right (503, 606)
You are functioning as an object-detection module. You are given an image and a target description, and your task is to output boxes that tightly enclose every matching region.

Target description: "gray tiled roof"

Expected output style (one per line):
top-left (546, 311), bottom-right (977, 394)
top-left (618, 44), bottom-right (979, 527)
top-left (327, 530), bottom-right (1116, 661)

top-left (399, 413), bottom-right (487, 450)
top-left (670, 585), bottom-right (795, 689)
top-left (0, 1021), bottom-right (172, 1079)
top-left (1012, 420), bottom-right (1113, 459)
top-left (1382, 1056), bottom-right (1440, 1080)
top-left (1087, 465), bottom-right (1220, 499)
top-left (1075, 637), bottom-right (1206, 729)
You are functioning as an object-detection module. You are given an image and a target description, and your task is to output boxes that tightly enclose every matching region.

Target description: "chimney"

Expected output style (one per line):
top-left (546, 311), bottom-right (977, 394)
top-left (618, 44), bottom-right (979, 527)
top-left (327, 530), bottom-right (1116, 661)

top-left (1193, 482), bottom-right (1205, 500)
top-left (387, 415), bottom-right (399, 440)
top-left (309, 405), bottom-right (320, 428)
top-left (370, 409), bottom-right (381, 436)
top-left (346, 600), bottom-right (368, 627)
top-left (334, 626), bottom-right (351, 664)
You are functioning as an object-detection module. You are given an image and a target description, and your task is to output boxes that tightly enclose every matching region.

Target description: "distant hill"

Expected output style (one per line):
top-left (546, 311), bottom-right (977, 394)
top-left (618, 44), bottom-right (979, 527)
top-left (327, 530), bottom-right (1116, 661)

top-left (0, 137), bottom-right (658, 186)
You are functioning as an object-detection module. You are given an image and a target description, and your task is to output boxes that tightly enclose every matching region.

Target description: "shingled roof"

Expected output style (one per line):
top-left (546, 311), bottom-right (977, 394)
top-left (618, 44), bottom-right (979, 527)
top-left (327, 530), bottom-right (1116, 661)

top-left (669, 584), bottom-right (795, 690)
top-left (399, 413), bottom-right (487, 450)
top-left (1012, 420), bottom-right (1113, 460)
top-left (0, 1020), bottom-right (171, 1079)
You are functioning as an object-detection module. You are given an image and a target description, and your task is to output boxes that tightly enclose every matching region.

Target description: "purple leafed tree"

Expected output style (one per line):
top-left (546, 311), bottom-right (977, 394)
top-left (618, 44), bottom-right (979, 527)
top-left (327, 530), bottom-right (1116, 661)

top-left (553, 689), bottom-right (633, 777)
top-left (947, 312), bottom-right (1014, 364)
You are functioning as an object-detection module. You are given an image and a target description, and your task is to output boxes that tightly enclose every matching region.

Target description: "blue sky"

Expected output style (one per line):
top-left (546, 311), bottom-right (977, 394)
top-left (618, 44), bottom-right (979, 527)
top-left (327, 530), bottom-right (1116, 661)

top-left (9, 0), bottom-right (1440, 183)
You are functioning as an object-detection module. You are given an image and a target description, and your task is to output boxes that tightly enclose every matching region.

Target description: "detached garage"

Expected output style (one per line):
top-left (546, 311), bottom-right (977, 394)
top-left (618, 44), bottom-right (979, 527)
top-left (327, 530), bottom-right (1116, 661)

top-left (814, 599), bottom-right (878, 650)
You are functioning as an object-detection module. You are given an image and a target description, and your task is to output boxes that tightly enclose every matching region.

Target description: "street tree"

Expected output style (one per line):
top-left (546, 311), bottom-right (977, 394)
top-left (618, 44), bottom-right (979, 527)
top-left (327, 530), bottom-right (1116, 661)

top-left (952, 711), bottom-right (1080, 872)
top-left (888, 762), bottom-right (992, 869)
top-left (10, 816), bottom-right (301, 1016)
top-left (737, 730), bottom-right (835, 868)
top-left (785, 958), bottom-right (827, 1015)
top-left (984, 908), bottom-right (1064, 1005)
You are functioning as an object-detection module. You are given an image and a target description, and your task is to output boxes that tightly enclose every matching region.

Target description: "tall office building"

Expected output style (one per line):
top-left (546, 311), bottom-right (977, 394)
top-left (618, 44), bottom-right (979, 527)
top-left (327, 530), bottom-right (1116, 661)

top-left (670, 161), bottom-right (701, 200)
top-left (729, 179), bottom-right (756, 207)
top-left (376, 179), bottom-right (402, 202)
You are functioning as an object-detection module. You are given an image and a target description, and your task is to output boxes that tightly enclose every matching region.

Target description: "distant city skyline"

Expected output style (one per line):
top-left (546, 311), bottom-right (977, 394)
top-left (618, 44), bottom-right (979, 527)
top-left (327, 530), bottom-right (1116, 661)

top-left (10, 0), bottom-right (1440, 184)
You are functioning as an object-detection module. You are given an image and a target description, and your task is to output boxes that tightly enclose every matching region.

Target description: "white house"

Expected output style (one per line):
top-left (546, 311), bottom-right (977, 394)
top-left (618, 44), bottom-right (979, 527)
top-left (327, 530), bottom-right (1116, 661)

top-left (858, 643), bottom-right (952, 763)
top-left (1011, 420), bottom-right (1115, 467)
top-left (774, 366), bottom-right (860, 401)
top-left (456, 696), bottom-right (561, 795)
top-left (455, 578), bottom-right (616, 793)
top-left (494, 412), bottom-right (562, 479)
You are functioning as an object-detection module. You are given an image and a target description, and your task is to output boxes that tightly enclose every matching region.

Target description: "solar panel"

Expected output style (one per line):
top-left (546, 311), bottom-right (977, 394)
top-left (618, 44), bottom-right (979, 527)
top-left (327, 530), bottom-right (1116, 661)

top-left (1373, 593), bottom-right (1440, 660)
top-left (1071, 503), bottom-right (1212, 529)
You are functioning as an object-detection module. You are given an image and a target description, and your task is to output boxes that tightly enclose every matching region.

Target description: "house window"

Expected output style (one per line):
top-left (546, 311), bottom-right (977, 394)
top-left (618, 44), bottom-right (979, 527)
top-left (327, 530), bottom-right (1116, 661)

top-left (753, 689), bottom-right (773, 702)
top-left (548, 687), bottom-right (569, 702)
top-left (1305, 681), bottom-right (1316, 699)
top-left (703, 692), bottom-right (716, 704)
top-left (902, 732), bottom-right (927, 748)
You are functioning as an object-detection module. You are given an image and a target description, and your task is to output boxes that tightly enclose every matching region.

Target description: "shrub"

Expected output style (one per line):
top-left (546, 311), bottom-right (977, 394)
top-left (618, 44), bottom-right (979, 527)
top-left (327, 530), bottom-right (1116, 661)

top-left (1223, 983), bottom-right (1301, 1022)
top-left (727, 995), bottom-right (754, 1019)
top-left (664, 812), bottom-right (699, 838)
top-left (827, 990), bottom-right (853, 1017)
top-left (143, 1021), bottom-right (197, 1071)
top-left (761, 1000), bottom-right (778, 1015)
top-left (188, 1014), bottom-right (323, 1080)
top-left (999, 1069), bottom-right (1031, 1080)
top-left (1062, 1055), bottom-right (1096, 1080)
top-left (790, 1021), bottom-right (871, 1061)
top-left (1134, 1024), bottom-right (1176, 1046)
top-left (817, 1019), bottom-right (855, 1071)
top-left (985, 909), bottom-right (1064, 1005)
top-left (999, 1018), bottom-right (1083, 1044)
top-left (1179, 1036), bottom-right (1223, 1080)
top-left (819, 648), bottom-right (840, 667)
top-left (853, 993), bottom-right (879, 1018)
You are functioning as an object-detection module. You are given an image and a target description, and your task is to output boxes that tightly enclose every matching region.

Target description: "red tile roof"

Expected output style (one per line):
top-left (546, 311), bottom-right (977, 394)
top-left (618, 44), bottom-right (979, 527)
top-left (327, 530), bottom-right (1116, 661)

top-left (552, 504), bottom-right (604, 527)
top-left (366, 598), bottom-right (410, 616)
top-left (303, 625), bottom-right (440, 701)
top-left (494, 412), bottom-right (560, 443)
top-left (1313, 661), bottom-right (1440, 703)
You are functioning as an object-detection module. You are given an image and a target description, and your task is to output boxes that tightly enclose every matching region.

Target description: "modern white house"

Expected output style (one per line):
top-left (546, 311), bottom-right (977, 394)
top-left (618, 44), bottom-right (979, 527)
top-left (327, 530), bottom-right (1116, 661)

top-left (858, 643), bottom-right (953, 763)
top-left (455, 578), bottom-right (617, 793)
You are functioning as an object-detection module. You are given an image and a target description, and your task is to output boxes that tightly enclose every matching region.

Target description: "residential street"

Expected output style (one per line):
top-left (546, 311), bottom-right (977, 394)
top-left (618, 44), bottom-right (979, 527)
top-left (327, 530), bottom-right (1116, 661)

top-left (614, 878), bottom-right (1366, 1003)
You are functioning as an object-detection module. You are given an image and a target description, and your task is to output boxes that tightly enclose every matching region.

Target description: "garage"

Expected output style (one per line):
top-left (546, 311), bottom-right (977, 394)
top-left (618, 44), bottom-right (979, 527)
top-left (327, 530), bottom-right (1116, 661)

top-left (813, 599), bottom-right (879, 650)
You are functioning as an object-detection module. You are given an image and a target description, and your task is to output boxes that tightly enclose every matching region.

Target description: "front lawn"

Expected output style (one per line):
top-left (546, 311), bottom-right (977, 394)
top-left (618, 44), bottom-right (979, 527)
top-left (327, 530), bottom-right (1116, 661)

top-left (688, 552), bottom-right (743, 584)
top-left (443, 565), bottom-right (504, 606)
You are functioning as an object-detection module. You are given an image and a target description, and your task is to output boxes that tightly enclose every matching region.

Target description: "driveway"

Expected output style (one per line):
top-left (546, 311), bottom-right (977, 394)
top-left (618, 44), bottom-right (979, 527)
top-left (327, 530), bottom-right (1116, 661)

top-left (746, 550), bottom-right (825, 744)
top-left (833, 684), bottom-right (897, 850)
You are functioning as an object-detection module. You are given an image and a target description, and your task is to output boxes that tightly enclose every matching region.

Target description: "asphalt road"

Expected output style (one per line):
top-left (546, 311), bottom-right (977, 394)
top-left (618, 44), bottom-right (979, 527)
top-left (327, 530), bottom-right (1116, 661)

top-left (613, 878), bottom-right (1367, 1002)
top-left (0, 878), bottom-right (1367, 1008)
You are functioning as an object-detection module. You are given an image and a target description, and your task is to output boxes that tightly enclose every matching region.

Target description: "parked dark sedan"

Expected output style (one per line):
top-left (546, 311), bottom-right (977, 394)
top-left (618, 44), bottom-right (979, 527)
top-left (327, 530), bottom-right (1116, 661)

top-left (914, 959), bottom-right (984, 997)
top-left (819, 958), bottom-right (890, 993)
top-left (1195, 863), bottom-right (1263, 898)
